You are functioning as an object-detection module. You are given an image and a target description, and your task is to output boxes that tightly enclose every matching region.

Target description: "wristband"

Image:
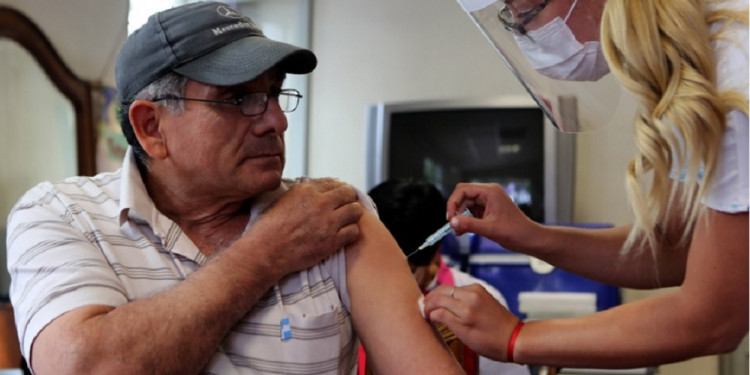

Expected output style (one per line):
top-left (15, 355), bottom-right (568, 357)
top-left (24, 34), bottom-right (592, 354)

top-left (507, 320), bottom-right (525, 363)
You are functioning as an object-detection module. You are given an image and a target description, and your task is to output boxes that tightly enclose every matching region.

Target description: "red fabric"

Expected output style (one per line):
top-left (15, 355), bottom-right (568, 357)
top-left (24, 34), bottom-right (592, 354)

top-left (358, 345), bottom-right (366, 375)
top-left (357, 259), bottom-right (478, 374)
top-left (435, 257), bottom-right (455, 286)
top-left (463, 345), bottom-right (479, 375)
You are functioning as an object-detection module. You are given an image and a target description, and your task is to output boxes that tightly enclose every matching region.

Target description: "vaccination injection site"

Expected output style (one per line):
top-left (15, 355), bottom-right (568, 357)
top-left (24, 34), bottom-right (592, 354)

top-left (0, 0), bottom-right (747, 375)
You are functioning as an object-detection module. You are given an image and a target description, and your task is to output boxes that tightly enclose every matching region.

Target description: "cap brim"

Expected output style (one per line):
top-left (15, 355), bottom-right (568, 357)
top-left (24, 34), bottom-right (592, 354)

top-left (173, 35), bottom-right (317, 86)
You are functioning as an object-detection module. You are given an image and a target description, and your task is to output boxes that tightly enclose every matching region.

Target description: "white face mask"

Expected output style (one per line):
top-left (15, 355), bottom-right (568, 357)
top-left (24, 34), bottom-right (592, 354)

top-left (513, 0), bottom-right (610, 82)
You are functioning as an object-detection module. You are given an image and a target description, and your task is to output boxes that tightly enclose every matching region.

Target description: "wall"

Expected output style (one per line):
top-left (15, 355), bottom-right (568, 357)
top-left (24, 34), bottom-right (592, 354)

top-left (307, 1), bottom-right (719, 374)
top-left (0, 0), bottom-right (126, 85)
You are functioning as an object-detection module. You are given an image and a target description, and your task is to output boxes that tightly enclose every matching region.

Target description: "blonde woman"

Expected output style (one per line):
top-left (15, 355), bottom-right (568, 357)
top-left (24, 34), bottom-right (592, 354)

top-left (425, 0), bottom-right (748, 368)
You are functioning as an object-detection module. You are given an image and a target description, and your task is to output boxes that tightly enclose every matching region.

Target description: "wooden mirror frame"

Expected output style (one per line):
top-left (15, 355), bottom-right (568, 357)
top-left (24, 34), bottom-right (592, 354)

top-left (0, 6), bottom-right (96, 176)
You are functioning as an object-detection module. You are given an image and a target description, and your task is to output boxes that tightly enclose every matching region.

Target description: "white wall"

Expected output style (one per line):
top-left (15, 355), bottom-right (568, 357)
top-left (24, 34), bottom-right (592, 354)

top-left (307, 1), bottom-right (719, 374)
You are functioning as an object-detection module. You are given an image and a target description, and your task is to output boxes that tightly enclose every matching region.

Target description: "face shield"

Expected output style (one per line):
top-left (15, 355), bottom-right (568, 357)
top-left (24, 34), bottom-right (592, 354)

top-left (457, 0), bottom-right (627, 132)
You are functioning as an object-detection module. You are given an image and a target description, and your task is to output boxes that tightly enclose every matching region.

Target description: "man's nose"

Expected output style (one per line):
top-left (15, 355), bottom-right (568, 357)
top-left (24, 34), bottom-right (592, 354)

top-left (253, 99), bottom-right (289, 135)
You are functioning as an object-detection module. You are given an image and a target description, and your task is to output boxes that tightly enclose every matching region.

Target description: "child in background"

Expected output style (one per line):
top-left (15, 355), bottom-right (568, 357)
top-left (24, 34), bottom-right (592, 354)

top-left (363, 178), bottom-right (530, 375)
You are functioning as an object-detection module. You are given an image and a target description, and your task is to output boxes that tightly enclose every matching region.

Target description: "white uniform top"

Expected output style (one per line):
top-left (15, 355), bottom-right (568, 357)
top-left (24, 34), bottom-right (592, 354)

top-left (7, 148), bottom-right (364, 374)
top-left (704, 0), bottom-right (749, 212)
top-left (671, 0), bottom-right (749, 213)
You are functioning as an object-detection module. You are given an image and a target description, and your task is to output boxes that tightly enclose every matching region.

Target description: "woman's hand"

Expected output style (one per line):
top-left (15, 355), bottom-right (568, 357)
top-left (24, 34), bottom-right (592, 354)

top-left (423, 283), bottom-right (521, 362)
top-left (446, 182), bottom-right (541, 252)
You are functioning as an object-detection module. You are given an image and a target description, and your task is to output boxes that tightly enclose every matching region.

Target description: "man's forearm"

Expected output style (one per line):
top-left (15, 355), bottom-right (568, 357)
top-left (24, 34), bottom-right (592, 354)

top-left (32, 246), bottom-right (282, 375)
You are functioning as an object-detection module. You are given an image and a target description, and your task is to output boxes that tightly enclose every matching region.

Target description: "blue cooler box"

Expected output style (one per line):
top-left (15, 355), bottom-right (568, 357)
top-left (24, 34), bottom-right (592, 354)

top-left (462, 223), bottom-right (621, 319)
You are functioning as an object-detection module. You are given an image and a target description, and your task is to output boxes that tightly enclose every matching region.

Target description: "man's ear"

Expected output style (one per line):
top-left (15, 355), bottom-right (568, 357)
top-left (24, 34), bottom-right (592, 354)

top-left (129, 100), bottom-right (168, 160)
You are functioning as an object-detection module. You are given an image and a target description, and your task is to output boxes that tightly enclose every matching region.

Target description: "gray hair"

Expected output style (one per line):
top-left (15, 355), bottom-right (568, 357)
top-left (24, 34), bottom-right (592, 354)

top-left (118, 73), bottom-right (189, 168)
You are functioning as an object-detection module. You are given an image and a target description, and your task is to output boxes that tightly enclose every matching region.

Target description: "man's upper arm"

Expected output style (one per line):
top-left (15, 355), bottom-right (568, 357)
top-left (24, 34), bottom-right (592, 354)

top-left (345, 211), bottom-right (463, 375)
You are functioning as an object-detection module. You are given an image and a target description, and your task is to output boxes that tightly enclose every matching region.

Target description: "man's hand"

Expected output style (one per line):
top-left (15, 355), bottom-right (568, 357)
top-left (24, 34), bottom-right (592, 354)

top-left (247, 178), bottom-right (364, 274)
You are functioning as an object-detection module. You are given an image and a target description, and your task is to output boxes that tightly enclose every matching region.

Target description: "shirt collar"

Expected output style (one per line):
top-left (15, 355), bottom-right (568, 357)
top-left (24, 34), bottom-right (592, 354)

top-left (119, 147), bottom-right (153, 227)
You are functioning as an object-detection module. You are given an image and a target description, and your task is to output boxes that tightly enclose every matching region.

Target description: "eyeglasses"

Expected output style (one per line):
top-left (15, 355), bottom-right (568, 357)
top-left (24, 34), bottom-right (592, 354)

top-left (498, 0), bottom-right (551, 36)
top-left (151, 88), bottom-right (303, 117)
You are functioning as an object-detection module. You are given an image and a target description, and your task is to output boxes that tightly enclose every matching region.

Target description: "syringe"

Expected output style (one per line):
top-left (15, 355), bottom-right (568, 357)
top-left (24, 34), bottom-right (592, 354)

top-left (406, 208), bottom-right (472, 259)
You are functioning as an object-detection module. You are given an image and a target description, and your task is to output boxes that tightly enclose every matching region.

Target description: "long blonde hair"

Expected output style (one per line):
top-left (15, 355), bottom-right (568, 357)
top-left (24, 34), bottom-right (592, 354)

top-left (600, 0), bottom-right (748, 258)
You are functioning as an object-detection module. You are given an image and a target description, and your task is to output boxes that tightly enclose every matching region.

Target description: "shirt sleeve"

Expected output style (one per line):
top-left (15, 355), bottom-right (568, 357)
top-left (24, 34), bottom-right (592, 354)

top-left (326, 186), bottom-right (378, 313)
top-left (704, 110), bottom-right (749, 213)
top-left (6, 183), bottom-right (128, 359)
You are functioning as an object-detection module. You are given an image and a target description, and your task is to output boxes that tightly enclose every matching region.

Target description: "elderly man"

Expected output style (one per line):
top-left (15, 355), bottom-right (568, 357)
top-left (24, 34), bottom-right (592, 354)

top-left (6, 2), bottom-right (464, 374)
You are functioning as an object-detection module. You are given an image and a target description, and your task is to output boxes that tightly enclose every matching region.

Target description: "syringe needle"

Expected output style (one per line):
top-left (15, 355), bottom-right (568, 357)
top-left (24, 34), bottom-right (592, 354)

top-left (405, 246), bottom-right (424, 259)
top-left (406, 208), bottom-right (472, 259)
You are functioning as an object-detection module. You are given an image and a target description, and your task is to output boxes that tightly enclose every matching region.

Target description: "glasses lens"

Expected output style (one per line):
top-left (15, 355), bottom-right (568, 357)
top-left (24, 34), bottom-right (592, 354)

top-left (279, 91), bottom-right (300, 113)
top-left (498, 9), bottom-right (524, 34)
top-left (499, 7), bottom-right (512, 23)
top-left (240, 93), bottom-right (268, 116)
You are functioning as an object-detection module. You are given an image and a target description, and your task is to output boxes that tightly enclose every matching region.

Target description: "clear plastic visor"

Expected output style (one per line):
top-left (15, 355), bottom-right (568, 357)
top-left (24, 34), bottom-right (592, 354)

top-left (458, 0), bottom-right (627, 133)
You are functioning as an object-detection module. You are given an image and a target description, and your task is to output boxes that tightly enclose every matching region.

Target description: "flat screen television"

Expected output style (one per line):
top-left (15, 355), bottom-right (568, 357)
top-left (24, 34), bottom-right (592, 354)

top-left (365, 96), bottom-right (576, 224)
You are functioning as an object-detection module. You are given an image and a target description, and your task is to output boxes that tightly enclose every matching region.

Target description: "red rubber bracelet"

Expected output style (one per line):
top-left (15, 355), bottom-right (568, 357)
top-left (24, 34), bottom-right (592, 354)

top-left (507, 320), bottom-right (525, 363)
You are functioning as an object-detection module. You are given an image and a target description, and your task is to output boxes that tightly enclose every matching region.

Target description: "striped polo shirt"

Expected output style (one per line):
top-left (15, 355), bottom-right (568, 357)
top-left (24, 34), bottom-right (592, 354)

top-left (7, 148), bottom-right (361, 374)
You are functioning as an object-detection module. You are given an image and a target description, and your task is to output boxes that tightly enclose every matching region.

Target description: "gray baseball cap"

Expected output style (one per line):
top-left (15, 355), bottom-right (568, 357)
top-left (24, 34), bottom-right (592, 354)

top-left (115, 1), bottom-right (317, 102)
